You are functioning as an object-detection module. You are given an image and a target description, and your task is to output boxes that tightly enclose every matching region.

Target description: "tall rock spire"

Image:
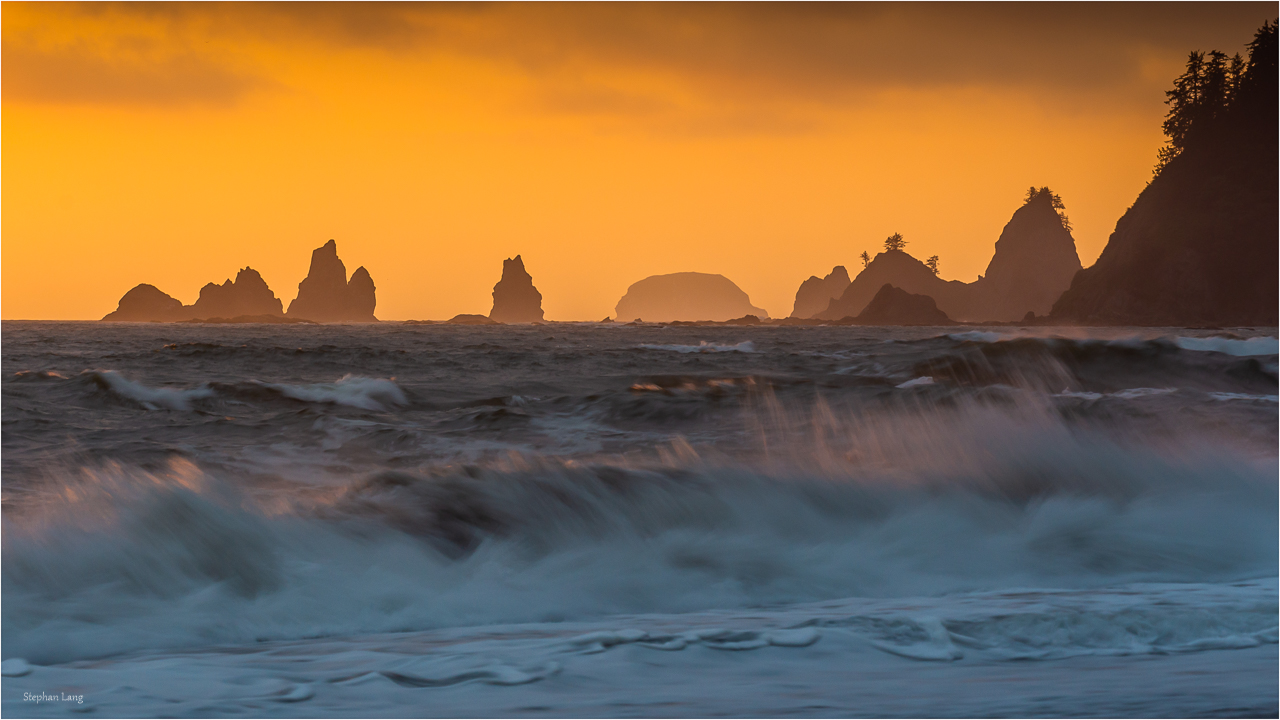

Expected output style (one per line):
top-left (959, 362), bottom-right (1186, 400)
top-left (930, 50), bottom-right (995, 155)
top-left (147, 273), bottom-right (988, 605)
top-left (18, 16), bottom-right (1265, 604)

top-left (488, 255), bottom-right (544, 323)
top-left (286, 239), bottom-right (378, 322)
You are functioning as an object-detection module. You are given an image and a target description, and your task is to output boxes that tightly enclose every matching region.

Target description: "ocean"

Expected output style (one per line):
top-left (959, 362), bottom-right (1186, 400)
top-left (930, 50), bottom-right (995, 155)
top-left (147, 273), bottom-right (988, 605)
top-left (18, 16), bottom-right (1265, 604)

top-left (2, 321), bottom-right (1277, 717)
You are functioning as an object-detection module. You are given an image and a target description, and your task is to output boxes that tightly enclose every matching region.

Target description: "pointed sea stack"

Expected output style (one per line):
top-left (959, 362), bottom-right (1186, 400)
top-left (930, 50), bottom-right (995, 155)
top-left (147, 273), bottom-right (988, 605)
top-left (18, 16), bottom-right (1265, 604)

top-left (969, 189), bottom-right (1082, 321)
top-left (790, 266), bottom-right (850, 318)
top-left (286, 240), bottom-right (378, 322)
top-left (190, 267), bottom-right (284, 319)
top-left (102, 284), bottom-right (189, 321)
top-left (488, 255), bottom-right (544, 323)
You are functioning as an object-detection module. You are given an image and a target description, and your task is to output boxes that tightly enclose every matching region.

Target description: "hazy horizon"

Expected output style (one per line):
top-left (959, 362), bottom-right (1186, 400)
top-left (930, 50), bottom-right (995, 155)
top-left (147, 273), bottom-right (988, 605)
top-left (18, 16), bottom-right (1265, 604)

top-left (3, 2), bottom-right (1273, 321)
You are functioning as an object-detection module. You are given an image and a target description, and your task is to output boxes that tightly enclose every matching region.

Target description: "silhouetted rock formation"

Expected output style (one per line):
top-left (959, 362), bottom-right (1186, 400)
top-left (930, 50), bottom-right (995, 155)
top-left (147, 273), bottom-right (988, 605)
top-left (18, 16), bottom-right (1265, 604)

top-left (815, 250), bottom-right (964, 320)
top-left (615, 272), bottom-right (768, 322)
top-left (790, 266), bottom-right (850, 318)
top-left (286, 240), bottom-right (378, 322)
top-left (102, 284), bottom-right (188, 322)
top-left (969, 189), bottom-right (1082, 321)
top-left (1052, 23), bottom-right (1277, 326)
top-left (105, 268), bottom-right (286, 322)
top-left (812, 190), bottom-right (1083, 322)
top-left (839, 284), bottom-right (952, 325)
top-left (346, 267), bottom-right (378, 320)
top-left (102, 246), bottom-right (371, 323)
top-left (488, 255), bottom-right (544, 323)
top-left (448, 314), bottom-right (499, 325)
top-left (190, 268), bottom-right (284, 319)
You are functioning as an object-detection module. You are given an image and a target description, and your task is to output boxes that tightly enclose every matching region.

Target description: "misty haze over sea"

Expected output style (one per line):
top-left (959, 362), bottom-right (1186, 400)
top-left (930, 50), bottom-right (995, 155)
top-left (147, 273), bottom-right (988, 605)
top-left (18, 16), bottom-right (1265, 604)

top-left (2, 321), bottom-right (1276, 717)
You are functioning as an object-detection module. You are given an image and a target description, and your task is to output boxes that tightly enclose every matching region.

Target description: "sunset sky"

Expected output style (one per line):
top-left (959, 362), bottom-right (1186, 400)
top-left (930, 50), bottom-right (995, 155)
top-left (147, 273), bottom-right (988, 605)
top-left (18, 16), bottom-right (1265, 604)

top-left (3, 2), bottom-right (1272, 321)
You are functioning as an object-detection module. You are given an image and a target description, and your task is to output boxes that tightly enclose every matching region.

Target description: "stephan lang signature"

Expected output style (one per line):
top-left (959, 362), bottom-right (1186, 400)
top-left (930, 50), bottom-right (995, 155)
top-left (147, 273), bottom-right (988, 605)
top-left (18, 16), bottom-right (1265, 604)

top-left (24, 692), bottom-right (85, 705)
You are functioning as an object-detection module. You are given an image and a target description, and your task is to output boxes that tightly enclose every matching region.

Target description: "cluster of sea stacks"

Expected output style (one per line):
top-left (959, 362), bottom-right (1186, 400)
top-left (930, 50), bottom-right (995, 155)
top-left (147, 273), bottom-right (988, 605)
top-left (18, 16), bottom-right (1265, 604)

top-left (103, 25), bottom-right (1276, 328)
top-left (601, 186), bottom-right (1085, 327)
top-left (104, 239), bottom-right (377, 323)
top-left (780, 187), bottom-right (1084, 326)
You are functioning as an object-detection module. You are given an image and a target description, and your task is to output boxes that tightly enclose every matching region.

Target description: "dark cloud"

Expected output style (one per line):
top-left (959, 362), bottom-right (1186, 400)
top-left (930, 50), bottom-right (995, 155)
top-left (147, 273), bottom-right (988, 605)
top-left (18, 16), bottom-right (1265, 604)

top-left (478, 3), bottom-right (1274, 103)
top-left (1, 40), bottom-right (267, 107)
top-left (4, 2), bottom-right (1272, 110)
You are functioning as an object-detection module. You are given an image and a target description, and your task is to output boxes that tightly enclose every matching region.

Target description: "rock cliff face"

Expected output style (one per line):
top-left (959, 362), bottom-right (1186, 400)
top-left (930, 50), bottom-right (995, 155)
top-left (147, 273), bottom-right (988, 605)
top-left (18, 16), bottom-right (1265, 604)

top-left (190, 268), bottom-right (284, 319)
top-left (1052, 23), bottom-right (1277, 326)
top-left (843, 284), bottom-right (952, 325)
top-left (615, 272), bottom-right (768, 322)
top-left (102, 284), bottom-right (189, 322)
top-left (970, 192), bottom-right (1082, 321)
top-left (286, 240), bottom-right (378, 322)
top-left (488, 256), bottom-right (544, 323)
top-left (790, 266), bottom-right (850, 318)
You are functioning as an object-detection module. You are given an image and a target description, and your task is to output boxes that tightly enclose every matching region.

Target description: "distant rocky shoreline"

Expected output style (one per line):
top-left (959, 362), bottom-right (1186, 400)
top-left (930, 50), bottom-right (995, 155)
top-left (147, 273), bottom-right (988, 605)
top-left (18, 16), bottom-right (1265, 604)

top-left (95, 22), bottom-right (1278, 329)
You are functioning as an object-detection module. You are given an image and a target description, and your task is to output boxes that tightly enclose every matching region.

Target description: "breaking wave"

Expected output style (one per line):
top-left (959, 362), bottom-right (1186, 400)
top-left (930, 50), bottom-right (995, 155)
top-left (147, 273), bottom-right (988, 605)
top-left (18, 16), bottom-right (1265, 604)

top-left (83, 370), bottom-right (215, 411)
top-left (4, 397), bottom-right (1275, 665)
top-left (74, 371), bottom-right (409, 413)
top-left (251, 375), bottom-right (409, 411)
top-left (1175, 336), bottom-right (1280, 356)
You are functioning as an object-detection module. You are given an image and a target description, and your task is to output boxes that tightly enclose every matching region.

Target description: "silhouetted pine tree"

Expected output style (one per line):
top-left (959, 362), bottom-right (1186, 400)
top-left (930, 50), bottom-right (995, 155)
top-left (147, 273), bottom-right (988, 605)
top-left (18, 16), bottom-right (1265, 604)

top-left (883, 233), bottom-right (907, 252)
top-left (1023, 186), bottom-right (1072, 231)
top-left (1155, 21), bottom-right (1275, 173)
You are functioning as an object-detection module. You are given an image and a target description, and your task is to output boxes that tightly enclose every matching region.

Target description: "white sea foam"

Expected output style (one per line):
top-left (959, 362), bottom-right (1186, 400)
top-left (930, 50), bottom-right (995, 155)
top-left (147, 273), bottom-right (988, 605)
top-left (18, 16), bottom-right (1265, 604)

top-left (947, 332), bottom-right (1280, 358)
top-left (1054, 388), bottom-right (1179, 401)
top-left (947, 331), bottom-right (1010, 343)
top-left (86, 370), bottom-right (214, 411)
top-left (638, 341), bottom-right (756, 353)
top-left (257, 375), bottom-right (408, 411)
top-left (0, 579), bottom-right (1274, 717)
top-left (1208, 392), bottom-right (1280, 403)
top-left (1175, 336), bottom-right (1279, 356)
top-left (1111, 387), bottom-right (1179, 399)
top-left (895, 376), bottom-right (936, 389)
top-left (3, 400), bottom-right (1275, 668)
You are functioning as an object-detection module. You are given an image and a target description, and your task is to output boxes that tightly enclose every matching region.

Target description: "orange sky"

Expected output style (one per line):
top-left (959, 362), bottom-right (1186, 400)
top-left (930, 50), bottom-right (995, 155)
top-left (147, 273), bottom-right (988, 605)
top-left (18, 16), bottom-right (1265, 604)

top-left (3, 2), bottom-right (1273, 320)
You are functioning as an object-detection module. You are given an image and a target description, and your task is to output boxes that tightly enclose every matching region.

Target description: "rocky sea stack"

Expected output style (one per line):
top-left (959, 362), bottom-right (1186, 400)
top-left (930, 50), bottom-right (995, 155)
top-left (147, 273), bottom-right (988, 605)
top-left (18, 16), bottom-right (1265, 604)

top-left (970, 188), bottom-right (1082, 321)
top-left (102, 284), bottom-right (189, 322)
top-left (615, 272), bottom-right (767, 323)
top-left (190, 268), bottom-right (284, 319)
top-left (814, 250), bottom-right (962, 321)
top-left (488, 256), bottom-right (544, 323)
top-left (286, 240), bottom-right (378, 322)
top-left (103, 267), bottom-right (284, 322)
top-left (807, 188), bottom-right (1083, 323)
top-left (790, 266), bottom-right (850, 318)
top-left (842, 284), bottom-right (953, 325)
